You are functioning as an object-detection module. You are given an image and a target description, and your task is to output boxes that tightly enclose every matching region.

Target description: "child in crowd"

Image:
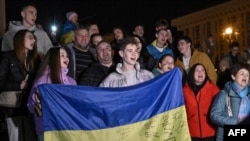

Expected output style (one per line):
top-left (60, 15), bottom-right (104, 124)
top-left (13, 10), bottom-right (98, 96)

top-left (60, 11), bottom-right (79, 45)
top-left (99, 37), bottom-right (154, 87)
top-left (27, 47), bottom-right (76, 141)
top-left (152, 54), bottom-right (175, 77)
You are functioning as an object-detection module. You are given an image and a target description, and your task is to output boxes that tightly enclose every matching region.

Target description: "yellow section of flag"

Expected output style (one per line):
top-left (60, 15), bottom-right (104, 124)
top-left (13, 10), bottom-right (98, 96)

top-left (45, 106), bottom-right (191, 141)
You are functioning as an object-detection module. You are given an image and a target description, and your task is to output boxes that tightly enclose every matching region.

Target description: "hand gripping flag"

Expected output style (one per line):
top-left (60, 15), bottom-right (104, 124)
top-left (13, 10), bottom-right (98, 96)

top-left (38, 67), bottom-right (191, 141)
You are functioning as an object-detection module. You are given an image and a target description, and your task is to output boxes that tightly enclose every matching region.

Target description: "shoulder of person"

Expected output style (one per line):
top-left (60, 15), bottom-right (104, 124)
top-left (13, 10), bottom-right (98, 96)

top-left (33, 29), bottom-right (49, 36)
top-left (0, 50), bottom-right (15, 58)
top-left (140, 69), bottom-right (154, 76)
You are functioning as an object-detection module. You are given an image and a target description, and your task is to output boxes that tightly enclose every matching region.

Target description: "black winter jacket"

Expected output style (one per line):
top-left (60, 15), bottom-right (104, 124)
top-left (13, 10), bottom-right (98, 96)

top-left (0, 51), bottom-right (40, 117)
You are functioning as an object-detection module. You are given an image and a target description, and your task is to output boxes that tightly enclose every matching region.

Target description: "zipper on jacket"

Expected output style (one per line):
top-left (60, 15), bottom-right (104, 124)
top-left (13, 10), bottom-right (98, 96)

top-left (196, 91), bottom-right (203, 138)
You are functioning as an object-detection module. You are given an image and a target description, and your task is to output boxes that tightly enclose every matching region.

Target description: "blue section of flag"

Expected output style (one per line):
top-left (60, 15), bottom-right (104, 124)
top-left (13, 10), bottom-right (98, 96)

top-left (38, 67), bottom-right (184, 131)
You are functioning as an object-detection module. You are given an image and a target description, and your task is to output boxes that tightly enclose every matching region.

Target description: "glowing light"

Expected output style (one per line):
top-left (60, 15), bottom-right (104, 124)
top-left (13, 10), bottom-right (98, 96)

top-left (225, 27), bottom-right (232, 35)
top-left (51, 25), bottom-right (57, 32)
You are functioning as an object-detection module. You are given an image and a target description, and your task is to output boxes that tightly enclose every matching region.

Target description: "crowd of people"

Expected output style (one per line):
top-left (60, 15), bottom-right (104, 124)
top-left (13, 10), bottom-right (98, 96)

top-left (0, 3), bottom-right (250, 141)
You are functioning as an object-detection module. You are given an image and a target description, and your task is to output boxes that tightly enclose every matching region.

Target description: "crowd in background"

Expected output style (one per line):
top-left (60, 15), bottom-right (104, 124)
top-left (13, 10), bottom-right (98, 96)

top-left (0, 3), bottom-right (250, 141)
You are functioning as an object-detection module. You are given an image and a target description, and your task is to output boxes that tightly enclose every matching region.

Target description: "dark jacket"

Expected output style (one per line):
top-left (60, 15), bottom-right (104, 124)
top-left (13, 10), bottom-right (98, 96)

top-left (0, 51), bottom-right (39, 117)
top-left (64, 43), bottom-right (96, 79)
top-left (217, 69), bottom-right (232, 89)
top-left (77, 62), bottom-right (116, 86)
top-left (110, 39), bottom-right (121, 65)
top-left (138, 50), bottom-right (156, 71)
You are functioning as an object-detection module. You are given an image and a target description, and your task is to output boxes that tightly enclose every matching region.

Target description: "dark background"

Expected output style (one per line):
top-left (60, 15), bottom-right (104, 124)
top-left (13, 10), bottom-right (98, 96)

top-left (5, 0), bottom-right (229, 39)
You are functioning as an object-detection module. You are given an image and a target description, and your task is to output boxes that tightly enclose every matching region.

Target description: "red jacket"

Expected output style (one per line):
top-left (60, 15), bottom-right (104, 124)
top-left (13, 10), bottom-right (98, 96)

top-left (183, 80), bottom-right (219, 138)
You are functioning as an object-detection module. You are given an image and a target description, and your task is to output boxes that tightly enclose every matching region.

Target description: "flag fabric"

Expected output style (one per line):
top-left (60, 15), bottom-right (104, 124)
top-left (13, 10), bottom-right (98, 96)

top-left (38, 67), bottom-right (191, 141)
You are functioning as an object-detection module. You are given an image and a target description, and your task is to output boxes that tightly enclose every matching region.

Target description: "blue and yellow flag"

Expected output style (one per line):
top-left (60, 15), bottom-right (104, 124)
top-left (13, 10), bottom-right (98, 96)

top-left (38, 67), bottom-right (191, 141)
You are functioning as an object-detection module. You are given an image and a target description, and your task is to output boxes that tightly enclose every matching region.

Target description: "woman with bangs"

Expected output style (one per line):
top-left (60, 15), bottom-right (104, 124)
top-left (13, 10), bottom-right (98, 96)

top-left (183, 63), bottom-right (220, 141)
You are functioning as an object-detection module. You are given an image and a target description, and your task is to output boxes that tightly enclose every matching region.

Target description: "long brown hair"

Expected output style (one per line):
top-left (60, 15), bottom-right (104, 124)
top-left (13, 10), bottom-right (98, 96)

top-left (48, 47), bottom-right (63, 83)
top-left (13, 29), bottom-right (38, 73)
top-left (36, 47), bottom-right (64, 84)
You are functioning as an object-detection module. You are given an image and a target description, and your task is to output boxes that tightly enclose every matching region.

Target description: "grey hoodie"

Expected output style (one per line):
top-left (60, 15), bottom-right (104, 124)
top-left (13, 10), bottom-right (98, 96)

top-left (1, 21), bottom-right (53, 56)
top-left (99, 62), bottom-right (154, 87)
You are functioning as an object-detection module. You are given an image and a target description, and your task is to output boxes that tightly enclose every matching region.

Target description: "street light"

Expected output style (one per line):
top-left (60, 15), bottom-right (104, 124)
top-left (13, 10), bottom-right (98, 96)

top-left (225, 27), bottom-right (232, 34)
top-left (224, 27), bottom-right (233, 43)
top-left (223, 27), bottom-right (239, 42)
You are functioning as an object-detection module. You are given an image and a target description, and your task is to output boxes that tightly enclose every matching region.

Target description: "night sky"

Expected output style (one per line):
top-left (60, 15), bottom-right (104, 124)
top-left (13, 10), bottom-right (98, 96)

top-left (5, 0), bottom-right (229, 38)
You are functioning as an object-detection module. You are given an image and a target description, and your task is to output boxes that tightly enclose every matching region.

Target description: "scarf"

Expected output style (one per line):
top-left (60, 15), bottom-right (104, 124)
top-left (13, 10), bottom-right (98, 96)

top-left (232, 82), bottom-right (250, 122)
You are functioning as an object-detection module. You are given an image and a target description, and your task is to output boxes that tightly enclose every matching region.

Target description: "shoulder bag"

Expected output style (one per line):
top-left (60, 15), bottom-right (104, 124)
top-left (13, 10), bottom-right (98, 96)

top-left (0, 91), bottom-right (23, 107)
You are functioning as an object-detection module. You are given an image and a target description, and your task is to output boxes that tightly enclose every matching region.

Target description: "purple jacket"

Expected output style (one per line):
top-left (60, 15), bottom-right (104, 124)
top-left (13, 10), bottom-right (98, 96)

top-left (27, 68), bottom-right (76, 135)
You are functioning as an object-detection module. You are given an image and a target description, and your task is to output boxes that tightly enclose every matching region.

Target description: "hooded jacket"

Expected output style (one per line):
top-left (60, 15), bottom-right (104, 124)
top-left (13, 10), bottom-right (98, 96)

top-left (27, 67), bottom-right (76, 135)
top-left (1, 21), bottom-right (53, 56)
top-left (183, 80), bottom-right (219, 138)
top-left (146, 39), bottom-right (174, 61)
top-left (99, 62), bottom-right (154, 87)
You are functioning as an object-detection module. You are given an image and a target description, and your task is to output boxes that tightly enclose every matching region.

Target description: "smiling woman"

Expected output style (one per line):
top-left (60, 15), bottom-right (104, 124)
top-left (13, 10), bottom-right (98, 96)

top-left (183, 63), bottom-right (220, 141)
top-left (27, 46), bottom-right (77, 140)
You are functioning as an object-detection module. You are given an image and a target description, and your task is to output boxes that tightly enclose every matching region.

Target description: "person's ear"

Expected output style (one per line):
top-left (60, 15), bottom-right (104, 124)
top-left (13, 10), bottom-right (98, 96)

top-left (155, 33), bottom-right (158, 38)
top-left (231, 74), bottom-right (235, 80)
top-left (158, 63), bottom-right (162, 69)
top-left (21, 11), bottom-right (25, 18)
top-left (119, 50), bottom-right (124, 58)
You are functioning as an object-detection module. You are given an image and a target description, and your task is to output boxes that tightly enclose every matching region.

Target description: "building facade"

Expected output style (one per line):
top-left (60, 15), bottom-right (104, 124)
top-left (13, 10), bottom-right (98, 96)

top-left (171, 0), bottom-right (250, 64)
top-left (0, 0), bottom-right (6, 38)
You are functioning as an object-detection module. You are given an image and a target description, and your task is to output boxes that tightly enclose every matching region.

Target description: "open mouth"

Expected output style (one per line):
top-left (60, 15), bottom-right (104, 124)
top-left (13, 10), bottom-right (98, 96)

top-left (130, 57), bottom-right (136, 61)
top-left (63, 61), bottom-right (68, 66)
top-left (161, 39), bottom-right (166, 42)
top-left (198, 75), bottom-right (203, 78)
top-left (242, 79), bottom-right (247, 83)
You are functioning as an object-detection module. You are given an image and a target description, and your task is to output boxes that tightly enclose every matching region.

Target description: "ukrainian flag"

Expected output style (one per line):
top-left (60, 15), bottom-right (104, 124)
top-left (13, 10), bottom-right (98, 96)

top-left (38, 67), bottom-right (191, 141)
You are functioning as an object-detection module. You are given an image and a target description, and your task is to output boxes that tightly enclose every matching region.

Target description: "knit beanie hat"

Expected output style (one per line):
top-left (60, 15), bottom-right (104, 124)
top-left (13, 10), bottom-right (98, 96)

top-left (66, 11), bottom-right (78, 21)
